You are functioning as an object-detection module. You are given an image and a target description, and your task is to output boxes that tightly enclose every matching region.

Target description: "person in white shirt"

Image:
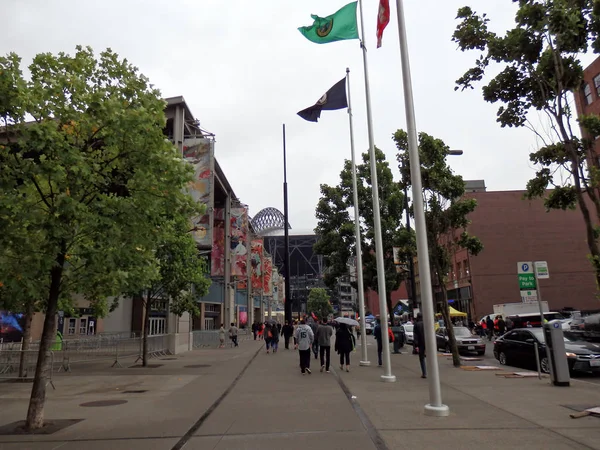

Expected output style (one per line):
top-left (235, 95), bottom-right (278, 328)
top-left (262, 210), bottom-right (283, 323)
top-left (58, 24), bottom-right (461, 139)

top-left (294, 319), bottom-right (314, 374)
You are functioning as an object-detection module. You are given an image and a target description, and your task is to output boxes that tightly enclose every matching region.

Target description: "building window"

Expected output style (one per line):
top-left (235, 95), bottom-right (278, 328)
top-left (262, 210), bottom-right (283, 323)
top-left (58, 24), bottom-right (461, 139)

top-left (594, 74), bottom-right (600, 96)
top-left (79, 318), bottom-right (87, 335)
top-left (584, 83), bottom-right (593, 105)
top-left (68, 318), bottom-right (76, 335)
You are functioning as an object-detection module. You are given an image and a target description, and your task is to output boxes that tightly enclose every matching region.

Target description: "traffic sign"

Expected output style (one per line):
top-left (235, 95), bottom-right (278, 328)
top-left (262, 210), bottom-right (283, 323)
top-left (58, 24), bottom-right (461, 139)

top-left (521, 290), bottom-right (538, 303)
top-left (518, 273), bottom-right (536, 290)
top-left (517, 261), bottom-right (533, 274)
top-left (535, 261), bottom-right (549, 279)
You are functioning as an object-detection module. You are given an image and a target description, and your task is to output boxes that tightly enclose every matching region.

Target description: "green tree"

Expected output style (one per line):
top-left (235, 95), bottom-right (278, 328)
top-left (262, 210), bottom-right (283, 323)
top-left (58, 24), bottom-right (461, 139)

top-left (0, 46), bottom-right (199, 430)
top-left (131, 216), bottom-right (211, 367)
top-left (395, 130), bottom-right (483, 367)
top-left (314, 149), bottom-right (412, 322)
top-left (452, 2), bottom-right (600, 289)
top-left (307, 288), bottom-right (333, 320)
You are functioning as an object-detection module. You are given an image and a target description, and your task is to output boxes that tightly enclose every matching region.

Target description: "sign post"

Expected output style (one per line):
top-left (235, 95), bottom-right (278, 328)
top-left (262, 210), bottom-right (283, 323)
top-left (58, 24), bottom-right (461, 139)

top-left (533, 261), bottom-right (553, 379)
top-left (517, 262), bottom-right (537, 303)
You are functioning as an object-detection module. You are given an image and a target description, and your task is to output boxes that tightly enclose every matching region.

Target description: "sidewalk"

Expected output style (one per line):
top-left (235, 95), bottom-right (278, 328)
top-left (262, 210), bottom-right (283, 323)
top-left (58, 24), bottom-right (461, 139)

top-left (0, 336), bottom-right (598, 449)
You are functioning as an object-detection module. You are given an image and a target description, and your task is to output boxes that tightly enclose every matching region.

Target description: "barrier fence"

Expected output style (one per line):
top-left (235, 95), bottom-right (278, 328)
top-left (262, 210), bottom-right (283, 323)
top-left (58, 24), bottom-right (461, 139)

top-left (1, 329), bottom-right (252, 377)
top-left (192, 328), bottom-right (251, 348)
top-left (0, 350), bottom-right (55, 389)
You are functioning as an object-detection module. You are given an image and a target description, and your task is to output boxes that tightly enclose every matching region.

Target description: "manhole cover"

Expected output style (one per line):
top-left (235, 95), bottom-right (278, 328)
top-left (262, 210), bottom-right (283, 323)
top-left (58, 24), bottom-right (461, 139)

top-left (185, 364), bottom-right (211, 368)
top-left (123, 390), bottom-right (148, 394)
top-left (80, 400), bottom-right (128, 407)
top-left (128, 364), bottom-right (163, 369)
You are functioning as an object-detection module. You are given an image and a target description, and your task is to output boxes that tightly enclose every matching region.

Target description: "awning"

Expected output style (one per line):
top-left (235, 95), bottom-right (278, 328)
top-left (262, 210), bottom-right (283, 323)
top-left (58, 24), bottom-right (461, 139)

top-left (436, 306), bottom-right (468, 317)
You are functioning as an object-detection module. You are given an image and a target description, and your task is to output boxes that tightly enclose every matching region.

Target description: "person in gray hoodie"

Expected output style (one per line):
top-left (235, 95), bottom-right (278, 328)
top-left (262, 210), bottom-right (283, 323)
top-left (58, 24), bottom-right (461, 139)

top-left (316, 319), bottom-right (333, 373)
top-left (294, 319), bottom-right (314, 374)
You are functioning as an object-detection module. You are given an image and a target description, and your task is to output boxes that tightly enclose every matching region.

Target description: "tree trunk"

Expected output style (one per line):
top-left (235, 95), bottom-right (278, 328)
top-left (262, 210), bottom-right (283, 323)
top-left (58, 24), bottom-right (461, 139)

top-left (18, 302), bottom-right (34, 378)
top-left (25, 254), bottom-right (64, 431)
top-left (386, 292), bottom-right (394, 325)
top-left (440, 297), bottom-right (461, 367)
top-left (142, 295), bottom-right (151, 367)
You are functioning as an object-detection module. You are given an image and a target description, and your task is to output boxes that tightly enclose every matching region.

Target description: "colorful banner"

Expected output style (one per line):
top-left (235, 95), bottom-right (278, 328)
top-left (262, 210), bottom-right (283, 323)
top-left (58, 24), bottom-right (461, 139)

top-left (239, 307), bottom-right (248, 327)
top-left (211, 208), bottom-right (225, 276)
top-left (230, 207), bottom-right (248, 277)
top-left (263, 256), bottom-right (273, 296)
top-left (183, 138), bottom-right (215, 248)
top-left (250, 239), bottom-right (264, 291)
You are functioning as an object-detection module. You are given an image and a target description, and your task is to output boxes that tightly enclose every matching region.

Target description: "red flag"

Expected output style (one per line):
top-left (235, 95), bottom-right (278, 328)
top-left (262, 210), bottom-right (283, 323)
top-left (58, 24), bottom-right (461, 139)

top-left (376, 0), bottom-right (390, 48)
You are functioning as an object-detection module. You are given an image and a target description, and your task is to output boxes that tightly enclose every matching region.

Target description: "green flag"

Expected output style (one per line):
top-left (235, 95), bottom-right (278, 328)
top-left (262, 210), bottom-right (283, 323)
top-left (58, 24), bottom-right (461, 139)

top-left (298, 2), bottom-right (359, 44)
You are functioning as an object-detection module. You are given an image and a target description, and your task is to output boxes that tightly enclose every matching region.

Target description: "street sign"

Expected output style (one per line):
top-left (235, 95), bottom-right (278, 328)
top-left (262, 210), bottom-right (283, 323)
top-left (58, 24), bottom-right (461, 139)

top-left (518, 273), bottom-right (536, 290)
top-left (517, 262), bottom-right (533, 274)
top-left (535, 261), bottom-right (549, 279)
top-left (521, 290), bottom-right (538, 303)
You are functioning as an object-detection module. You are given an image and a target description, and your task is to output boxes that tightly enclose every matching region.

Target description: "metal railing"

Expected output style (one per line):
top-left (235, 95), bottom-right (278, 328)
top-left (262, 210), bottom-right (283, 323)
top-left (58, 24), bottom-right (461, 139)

top-left (192, 328), bottom-right (252, 349)
top-left (0, 350), bottom-right (55, 389)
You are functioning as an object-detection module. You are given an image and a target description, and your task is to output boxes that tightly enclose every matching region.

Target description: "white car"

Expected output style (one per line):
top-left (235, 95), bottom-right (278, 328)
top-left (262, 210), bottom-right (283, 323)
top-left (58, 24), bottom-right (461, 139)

top-left (364, 320), bottom-right (374, 334)
top-left (403, 324), bottom-right (414, 344)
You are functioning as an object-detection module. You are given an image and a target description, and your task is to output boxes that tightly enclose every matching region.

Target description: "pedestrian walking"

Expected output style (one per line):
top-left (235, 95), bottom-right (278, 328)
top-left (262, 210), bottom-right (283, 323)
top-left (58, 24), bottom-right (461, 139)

top-left (309, 318), bottom-right (319, 359)
top-left (486, 316), bottom-right (494, 341)
top-left (335, 323), bottom-right (355, 372)
top-left (373, 319), bottom-right (384, 367)
top-left (281, 320), bottom-right (294, 349)
top-left (229, 322), bottom-right (239, 347)
top-left (413, 313), bottom-right (427, 378)
top-left (219, 323), bottom-right (225, 348)
top-left (265, 323), bottom-right (274, 353)
top-left (294, 319), bottom-right (314, 374)
top-left (258, 322), bottom-right (264, 340)
top-left (271, 323), bottom-right (279, 353)
top-left (497, 315), bottom-right (506, 335)
top-left (316, 319), bottom-right (333, 373)
top-left (252, 322), bottom-right (258, 340)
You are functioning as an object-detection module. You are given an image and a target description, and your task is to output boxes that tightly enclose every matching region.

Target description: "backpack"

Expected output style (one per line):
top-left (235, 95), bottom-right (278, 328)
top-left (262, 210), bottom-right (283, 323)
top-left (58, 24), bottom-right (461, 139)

top-left (388, 328), bottom-right (394, 343)
top-left (267, 330), bottom-right (273, 339)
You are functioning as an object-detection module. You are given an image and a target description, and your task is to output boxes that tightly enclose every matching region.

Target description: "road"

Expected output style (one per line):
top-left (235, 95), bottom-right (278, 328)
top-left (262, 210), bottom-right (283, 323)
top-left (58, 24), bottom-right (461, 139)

top-left (474, 341), bottom-right (600, 385)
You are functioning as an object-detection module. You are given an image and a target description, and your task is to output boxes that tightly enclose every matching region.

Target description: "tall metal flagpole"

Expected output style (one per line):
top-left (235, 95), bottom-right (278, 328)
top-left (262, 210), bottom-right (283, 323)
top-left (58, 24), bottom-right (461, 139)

top-left (283, 124), bottom-right (292, 325)
top-left (395, 0), bottom-right (449, 415)
top-left (357, 0), bottom-right (395, 382)
top-left (346, 68), bottom-right (370, 367)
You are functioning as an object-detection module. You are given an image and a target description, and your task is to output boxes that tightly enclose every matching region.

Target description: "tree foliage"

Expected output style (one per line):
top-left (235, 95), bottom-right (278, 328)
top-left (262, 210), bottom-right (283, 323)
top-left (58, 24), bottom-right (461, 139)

top-left (395, 130), bottom-right (483, 367)
top-left (453, 1), bottom-right (600, 289)
top-left (314, 148), bottom-right (412, 321)
top-left (307, 288), bottom-right (333, 320)
top-left (0, 46), bottom-right (204, 430)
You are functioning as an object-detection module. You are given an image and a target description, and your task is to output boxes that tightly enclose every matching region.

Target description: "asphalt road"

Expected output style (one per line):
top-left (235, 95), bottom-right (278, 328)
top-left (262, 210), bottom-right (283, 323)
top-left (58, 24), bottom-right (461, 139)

top-left (475, 341), bottom-right (600, 385)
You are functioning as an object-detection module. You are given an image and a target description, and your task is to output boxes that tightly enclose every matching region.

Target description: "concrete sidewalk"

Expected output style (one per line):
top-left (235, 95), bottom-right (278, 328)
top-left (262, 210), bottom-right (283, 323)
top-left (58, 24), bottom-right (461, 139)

top-left (0, 336), bottom-right (599, 449)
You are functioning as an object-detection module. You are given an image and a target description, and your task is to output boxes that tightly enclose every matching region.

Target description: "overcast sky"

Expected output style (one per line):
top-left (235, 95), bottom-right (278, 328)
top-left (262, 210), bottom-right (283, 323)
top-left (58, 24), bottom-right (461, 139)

top-left (2, 1), bottom-right (597, 234)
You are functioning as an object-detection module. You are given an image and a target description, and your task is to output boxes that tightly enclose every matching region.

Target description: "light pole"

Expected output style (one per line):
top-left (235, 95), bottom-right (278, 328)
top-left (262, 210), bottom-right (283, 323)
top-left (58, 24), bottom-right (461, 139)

top-left (395, 0), bottom-right (449, 416)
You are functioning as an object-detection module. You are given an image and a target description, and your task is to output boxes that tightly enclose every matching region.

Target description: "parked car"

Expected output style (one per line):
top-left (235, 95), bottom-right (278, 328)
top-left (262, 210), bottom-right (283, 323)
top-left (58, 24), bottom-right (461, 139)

top-left (493, 328), bottom-right (600, 374)
top-left (364, 319), bottom-right (375, 335)
top-left (435, 326), bottom-right (486, 355)
top-left (403, 323), bottom-right (414, 345)
top-left (505, 312), bottom-right (565, 330)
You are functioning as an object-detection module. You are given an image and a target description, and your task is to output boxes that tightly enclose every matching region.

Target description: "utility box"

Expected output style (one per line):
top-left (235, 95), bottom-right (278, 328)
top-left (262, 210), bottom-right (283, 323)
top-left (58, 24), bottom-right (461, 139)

top-left (543, 320), bottom-right (570, 387)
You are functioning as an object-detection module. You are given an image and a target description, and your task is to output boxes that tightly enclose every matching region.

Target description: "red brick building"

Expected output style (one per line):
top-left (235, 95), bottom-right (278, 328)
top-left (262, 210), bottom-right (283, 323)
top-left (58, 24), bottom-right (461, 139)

top-left (574, 56), bottom-right (600, 159)
top-left (443, 189), bottom-right (599, 320)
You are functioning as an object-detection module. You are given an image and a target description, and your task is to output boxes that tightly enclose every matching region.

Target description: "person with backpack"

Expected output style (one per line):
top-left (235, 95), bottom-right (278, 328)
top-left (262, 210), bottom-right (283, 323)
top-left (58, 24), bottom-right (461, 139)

top-left (373, 319), bottom-right (394, 367)
top-left (413, 313), bottom-right (427, 378)
top-left (335, 323), bottom-right (355, 372)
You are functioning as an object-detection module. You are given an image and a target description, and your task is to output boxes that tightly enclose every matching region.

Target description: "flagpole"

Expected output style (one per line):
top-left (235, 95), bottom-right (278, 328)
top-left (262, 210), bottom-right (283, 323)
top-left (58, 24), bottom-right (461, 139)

top-left (357, 0), bottom-right (395, 382)
top-left (395, 0), bottom-right (448, 415)
top-left (346, 67), bottom-right (370, 367)
top-left (283, 124), bottom-right (292, 325)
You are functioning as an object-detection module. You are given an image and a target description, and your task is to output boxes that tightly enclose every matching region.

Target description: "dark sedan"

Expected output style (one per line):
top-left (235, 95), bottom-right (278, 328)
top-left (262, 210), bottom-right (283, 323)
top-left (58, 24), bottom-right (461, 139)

top-left (435, 326), bottom-right (486, 355)
top-left (493, 328), bottom-right (600, 374)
